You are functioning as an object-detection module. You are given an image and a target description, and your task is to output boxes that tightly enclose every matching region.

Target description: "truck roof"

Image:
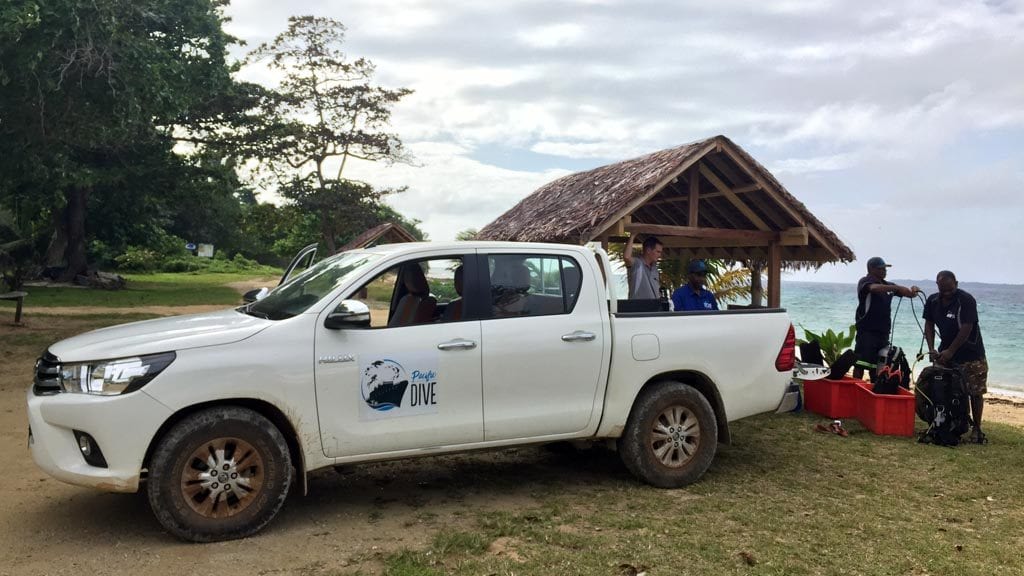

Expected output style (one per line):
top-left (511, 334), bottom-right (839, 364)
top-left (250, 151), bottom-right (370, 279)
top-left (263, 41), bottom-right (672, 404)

top-left (356, 241), bottom-right (594, 255)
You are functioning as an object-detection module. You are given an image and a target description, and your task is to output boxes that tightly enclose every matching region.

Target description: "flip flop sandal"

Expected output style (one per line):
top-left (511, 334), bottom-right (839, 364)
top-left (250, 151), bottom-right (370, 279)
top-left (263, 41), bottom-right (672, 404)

top-left (829, 422), bottom-right (850, 437)
top-left (814, 422), bottom-right (849, 437)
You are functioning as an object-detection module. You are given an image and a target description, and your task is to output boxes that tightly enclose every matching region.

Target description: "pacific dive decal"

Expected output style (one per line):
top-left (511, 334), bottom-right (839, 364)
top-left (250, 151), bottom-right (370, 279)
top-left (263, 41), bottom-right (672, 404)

top-left (359, 355), bottom-right (439, 420)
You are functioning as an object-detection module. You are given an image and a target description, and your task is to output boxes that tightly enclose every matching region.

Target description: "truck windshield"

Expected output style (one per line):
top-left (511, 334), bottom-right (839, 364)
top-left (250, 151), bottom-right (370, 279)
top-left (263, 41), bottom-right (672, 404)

top-left (247, 252), bottom-right (383, 320)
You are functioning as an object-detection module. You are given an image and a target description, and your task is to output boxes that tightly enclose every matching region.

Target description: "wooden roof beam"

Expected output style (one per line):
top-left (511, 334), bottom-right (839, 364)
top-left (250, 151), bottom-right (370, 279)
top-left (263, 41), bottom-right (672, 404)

top-left (626, 223), bottom-right (774, 242)
top-left (716, 143), bottom-right (842, 261)
top-left (645, 184), bottom-right (761, 207)
top-left (655, 227), bottom-right (808, 248)
top-left (698, 164), bottom-right (771, 231)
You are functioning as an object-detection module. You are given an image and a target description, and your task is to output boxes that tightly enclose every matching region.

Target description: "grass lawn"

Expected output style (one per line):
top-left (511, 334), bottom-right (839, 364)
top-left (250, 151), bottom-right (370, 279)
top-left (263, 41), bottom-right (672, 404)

top-left (0, 272), bottom-right (279, 308)
top-left (366, 414), bottom-right (1024, 576)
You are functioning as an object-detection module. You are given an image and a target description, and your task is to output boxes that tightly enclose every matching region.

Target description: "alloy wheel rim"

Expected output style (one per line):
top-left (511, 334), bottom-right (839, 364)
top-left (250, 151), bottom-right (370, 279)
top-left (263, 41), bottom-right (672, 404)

top-left (650, 405), bottom-right (700, 468)
top-left (180, 437), bottom-right (264, 519)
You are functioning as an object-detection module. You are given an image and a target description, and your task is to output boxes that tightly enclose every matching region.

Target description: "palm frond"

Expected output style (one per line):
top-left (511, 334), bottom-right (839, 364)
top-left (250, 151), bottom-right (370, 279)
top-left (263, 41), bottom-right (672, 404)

top-left (708, 268), bottom-right (752, 304)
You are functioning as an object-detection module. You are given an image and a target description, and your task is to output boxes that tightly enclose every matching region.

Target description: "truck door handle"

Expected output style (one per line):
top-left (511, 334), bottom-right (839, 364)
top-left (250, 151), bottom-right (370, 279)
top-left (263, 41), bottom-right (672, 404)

top-left (561, 330), bottom-right (597, 342)
top-left (437, 339), bottom-right (477, 351)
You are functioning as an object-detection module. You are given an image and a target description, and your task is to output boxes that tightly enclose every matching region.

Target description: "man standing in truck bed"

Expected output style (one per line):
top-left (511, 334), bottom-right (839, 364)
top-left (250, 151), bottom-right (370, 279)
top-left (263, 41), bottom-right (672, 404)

top-left (623, 232), bottom-right (663, 300)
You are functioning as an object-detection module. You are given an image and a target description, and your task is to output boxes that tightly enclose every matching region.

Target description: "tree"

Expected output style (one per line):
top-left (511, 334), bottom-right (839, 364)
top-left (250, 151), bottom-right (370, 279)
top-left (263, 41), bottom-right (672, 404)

top-left (456, 229), bottom-right (479, 241)
top-left (0, 207), bottom-right (34, 291)
top-left (248, 16), bottom-right (414, 253)
top-left (0, 0), bottom-right (253, 280)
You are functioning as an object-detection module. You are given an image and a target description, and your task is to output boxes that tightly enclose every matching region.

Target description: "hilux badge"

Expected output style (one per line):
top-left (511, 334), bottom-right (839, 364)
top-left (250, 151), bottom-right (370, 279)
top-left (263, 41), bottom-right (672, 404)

top-left (318, 354), bottom-right (355, 364)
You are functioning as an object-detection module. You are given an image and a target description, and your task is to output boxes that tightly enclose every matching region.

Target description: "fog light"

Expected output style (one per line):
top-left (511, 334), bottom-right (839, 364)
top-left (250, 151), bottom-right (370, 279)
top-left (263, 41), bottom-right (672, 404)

top-left (72, 430), bottom-right (108, 468)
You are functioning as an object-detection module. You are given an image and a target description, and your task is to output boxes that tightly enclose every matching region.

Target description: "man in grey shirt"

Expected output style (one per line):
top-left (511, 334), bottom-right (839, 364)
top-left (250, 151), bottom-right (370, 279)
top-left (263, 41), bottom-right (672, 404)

top-left (623, 233), bottom-right (663, 299)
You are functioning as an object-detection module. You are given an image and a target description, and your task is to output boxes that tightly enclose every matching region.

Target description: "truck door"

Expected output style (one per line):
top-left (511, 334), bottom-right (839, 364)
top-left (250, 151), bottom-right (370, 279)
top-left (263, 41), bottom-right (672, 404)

top-left (479, 252), bottom-right (608, 440)
top-left (314, 253), bottom-right (484, 457)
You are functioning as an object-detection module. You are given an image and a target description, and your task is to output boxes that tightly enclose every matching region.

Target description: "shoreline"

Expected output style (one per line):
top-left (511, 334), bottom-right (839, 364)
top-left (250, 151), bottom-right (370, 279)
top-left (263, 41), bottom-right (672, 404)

top-left (989, 386), bottom-right (1024, 399)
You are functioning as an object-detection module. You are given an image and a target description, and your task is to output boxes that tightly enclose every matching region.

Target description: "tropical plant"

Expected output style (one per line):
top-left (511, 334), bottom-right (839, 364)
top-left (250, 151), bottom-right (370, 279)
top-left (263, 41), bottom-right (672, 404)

top-left (797, 324), bottom-right (857, 366)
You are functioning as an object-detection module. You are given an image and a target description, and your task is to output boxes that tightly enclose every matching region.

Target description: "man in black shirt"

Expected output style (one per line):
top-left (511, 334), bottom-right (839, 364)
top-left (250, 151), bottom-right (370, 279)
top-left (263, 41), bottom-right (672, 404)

top-left (923, 270), bottom-right (988, 444)
top-left (853, 257), bottom-right (921, 380)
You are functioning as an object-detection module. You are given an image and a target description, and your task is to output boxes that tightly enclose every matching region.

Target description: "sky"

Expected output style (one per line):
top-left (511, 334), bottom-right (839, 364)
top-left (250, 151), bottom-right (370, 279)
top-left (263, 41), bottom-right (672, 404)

top-left (223, 0), bottom-right (1024, 285)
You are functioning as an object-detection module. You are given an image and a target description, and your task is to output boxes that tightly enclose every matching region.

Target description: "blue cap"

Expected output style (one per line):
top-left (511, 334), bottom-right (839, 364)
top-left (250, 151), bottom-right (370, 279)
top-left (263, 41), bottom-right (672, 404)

top-left (687, 259), bottom-right (708, 274)
top-left (867, 256), bottom-right (891, 269)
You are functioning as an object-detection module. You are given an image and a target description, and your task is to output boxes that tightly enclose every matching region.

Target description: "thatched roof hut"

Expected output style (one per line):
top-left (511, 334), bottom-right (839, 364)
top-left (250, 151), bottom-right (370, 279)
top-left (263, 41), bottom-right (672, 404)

top-left (338, 222), bottom-right (418, 252)
top-left (478, 135), bottom-right (853, 306)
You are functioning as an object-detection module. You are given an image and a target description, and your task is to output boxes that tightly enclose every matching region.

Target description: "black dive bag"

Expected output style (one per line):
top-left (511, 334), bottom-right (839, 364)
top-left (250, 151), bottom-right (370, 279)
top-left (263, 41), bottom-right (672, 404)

top-left (915, 365), bottom-right (971, 447)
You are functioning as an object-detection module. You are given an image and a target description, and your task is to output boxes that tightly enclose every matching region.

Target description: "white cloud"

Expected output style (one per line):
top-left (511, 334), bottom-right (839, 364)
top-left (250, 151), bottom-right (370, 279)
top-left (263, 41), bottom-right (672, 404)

top-left (223, 0), bottom-right (1024, 283)
top-left (342, 142), bottom-right (571, 241)
top-left (516, 23), bottom-right (586, 49)
top-left (772, 152), bottom-right (861, 175)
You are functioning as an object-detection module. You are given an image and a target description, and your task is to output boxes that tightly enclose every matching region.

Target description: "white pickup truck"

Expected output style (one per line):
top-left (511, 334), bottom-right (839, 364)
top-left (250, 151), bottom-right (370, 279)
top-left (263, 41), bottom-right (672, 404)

top-left (28, 242), bottom-right (797, 542)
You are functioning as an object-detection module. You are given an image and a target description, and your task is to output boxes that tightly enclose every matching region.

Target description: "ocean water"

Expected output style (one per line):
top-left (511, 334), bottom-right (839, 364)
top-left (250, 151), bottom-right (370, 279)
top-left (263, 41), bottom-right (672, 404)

top-left (781, 280), bottom-right (1024, 394)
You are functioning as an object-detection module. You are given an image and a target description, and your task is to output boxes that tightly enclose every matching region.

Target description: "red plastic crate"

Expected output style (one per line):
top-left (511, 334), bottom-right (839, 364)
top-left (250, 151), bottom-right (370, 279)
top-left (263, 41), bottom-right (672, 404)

top-left (803, 376), bottom-right (861, 419)
top-left (853, 381), bottom-right (916, 436)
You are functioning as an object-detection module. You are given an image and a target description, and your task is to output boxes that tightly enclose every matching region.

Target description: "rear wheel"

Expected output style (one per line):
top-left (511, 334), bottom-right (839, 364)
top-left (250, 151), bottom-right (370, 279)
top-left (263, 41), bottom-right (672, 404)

top-left (618, 382), bottom-right (718, 488)
top-left (147, 407), bottom-right (292, 542)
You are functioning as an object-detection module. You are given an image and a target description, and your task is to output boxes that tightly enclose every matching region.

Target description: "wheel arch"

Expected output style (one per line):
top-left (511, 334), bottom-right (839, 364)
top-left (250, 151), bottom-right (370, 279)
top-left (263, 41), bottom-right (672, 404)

top-left (142, 399), bottom-right (308, 495)
top-left (635, 371), bottom-right (731, 445)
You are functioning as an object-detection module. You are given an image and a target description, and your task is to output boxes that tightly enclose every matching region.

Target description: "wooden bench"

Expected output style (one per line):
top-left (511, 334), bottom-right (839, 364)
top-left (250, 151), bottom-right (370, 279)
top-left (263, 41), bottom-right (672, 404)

top-left (0, 291), bottom-right (27, 324)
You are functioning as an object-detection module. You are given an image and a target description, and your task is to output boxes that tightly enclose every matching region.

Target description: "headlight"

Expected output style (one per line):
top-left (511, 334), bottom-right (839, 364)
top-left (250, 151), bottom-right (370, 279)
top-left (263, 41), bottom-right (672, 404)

top-left (58, 352), bottom-right (176, 395)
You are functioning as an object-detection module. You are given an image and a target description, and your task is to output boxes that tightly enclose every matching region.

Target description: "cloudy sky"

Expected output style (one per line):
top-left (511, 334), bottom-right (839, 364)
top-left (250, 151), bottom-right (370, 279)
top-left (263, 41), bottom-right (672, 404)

top-left (224, 0), bottom-right (1024, 284)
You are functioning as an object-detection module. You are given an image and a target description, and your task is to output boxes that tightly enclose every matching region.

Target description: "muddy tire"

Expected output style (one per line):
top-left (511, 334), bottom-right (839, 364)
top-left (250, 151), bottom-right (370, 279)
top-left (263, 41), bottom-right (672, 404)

top-left (147, 407), bottom-right (292, 542)
top-left (618, 382), bottom-right (718, 488)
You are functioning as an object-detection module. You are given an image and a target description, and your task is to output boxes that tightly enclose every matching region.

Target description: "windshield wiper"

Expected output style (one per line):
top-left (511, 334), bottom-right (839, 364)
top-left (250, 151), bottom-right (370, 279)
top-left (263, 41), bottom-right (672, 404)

top-left (239, 304), bottom-right (271, 320)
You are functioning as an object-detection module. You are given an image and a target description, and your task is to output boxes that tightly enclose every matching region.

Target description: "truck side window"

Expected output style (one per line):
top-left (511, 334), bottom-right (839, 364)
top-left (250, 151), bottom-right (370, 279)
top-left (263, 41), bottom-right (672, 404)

top-left (350, 257), bottom-right (465, 328)
top-left (487, 255), bottom-right (582, 318)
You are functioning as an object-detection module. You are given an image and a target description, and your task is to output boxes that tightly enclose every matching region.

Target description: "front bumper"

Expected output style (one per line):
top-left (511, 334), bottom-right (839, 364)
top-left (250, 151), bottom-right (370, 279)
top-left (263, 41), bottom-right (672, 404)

top-left (27, 387), bottom-right (173, 493)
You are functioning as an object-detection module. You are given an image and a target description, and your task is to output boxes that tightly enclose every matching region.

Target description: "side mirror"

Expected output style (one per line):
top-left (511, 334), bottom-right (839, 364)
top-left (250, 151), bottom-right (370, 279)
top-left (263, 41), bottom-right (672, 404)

top-left (324, 300), bottom-right (371, 330)
top-left (242, 287), bottom-right (270, 304)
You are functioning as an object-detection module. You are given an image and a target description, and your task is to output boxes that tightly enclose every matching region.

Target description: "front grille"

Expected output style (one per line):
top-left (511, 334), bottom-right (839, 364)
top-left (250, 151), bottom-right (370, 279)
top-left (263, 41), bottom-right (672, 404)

top-left (33, 351), bottom-right (61, 395)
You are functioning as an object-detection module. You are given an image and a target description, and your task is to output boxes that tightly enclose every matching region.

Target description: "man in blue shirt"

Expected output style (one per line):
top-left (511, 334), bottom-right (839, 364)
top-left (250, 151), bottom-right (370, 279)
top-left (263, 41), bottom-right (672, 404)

top-left (672, 260), bottom-right (718, 311)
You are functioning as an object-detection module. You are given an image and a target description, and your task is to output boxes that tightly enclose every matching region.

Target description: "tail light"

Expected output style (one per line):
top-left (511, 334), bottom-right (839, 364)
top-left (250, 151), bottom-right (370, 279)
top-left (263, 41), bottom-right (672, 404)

top-left (775, 324), bottom-right (796, 372)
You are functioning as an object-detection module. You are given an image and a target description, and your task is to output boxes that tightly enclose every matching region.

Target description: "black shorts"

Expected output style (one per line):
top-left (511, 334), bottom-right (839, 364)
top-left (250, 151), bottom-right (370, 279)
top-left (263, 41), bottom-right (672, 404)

top-left (854, 330), bottom-right (889, 367)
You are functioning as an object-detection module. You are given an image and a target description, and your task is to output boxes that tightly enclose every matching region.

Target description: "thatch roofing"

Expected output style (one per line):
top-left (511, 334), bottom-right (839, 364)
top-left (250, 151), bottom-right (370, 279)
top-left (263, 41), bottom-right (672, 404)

top-left (477, 135), bottom-right (854, 265)
top-left (339, 222), bottom-right (417, 252)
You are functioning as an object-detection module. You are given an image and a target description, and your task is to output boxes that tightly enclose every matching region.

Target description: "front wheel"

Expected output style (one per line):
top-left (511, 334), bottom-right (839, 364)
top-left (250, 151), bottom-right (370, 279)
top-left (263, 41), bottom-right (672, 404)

top-left (147, 407), bottom-right (293, 542)
top-left (618, 382), bottom-right (718, 488)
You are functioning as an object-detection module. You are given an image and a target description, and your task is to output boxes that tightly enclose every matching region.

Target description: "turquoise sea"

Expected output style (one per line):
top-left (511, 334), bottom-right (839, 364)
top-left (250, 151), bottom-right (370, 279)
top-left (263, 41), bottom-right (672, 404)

top-left (781, 280), bottom-right (1024, 395)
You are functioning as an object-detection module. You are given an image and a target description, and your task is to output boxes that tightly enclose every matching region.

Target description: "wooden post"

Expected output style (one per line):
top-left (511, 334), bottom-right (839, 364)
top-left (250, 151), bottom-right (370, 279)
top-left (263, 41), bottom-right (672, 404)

top-left (688, 166), bottom-right (699, 227)
top-left (768, 242), bottom-right (781, 308)
top-left (750, 261), bottom-right (764, 307)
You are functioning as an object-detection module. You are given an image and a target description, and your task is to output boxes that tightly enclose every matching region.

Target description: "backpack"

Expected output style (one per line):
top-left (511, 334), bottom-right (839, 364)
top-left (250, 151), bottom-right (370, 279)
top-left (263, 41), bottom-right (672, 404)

top-left (872, 346), bottom-right (911, 394)
top-left (915, 365), bottom-right (972, 447)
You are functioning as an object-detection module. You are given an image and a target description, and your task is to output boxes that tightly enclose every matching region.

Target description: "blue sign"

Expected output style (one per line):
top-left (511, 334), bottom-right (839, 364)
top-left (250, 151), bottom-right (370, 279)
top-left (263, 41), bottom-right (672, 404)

top-left (185, 243), bottom-right (197, 251)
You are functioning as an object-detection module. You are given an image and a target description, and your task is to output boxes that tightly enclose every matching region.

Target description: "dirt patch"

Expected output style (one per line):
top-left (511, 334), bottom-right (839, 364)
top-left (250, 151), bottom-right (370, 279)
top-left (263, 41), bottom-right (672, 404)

top-left (17, 304), bottom-right (231, 317)
top-left (487, 537), bottom-right (526, 563)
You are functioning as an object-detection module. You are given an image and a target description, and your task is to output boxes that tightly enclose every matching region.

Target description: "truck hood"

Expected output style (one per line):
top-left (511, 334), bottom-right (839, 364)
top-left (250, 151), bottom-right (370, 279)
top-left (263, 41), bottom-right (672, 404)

top-left (48, 308), bottom-right (272, 362)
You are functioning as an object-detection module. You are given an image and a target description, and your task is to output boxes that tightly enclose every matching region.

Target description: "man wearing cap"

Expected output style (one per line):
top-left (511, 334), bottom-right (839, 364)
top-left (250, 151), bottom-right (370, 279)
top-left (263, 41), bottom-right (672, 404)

top-left (672, 259), bottom-right (719, 311)
top-left (853, 257), bottom-right (921, 379)
top-left (624, 233), bottom-right (664, 300)
top-left (923, 270), bottom-right (988, 444)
